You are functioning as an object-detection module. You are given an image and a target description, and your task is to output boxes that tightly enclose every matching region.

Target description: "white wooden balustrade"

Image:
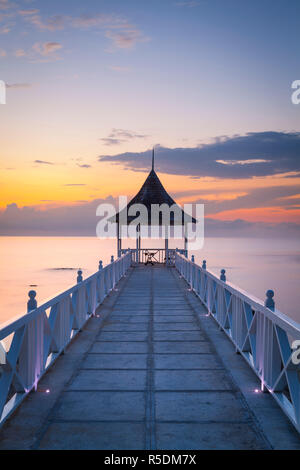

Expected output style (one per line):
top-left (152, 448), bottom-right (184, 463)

top-left (1, 250), bottom-right (300, 437)
top-left (0, 252), bottom-right (131, 427)
top-left (175, 252), bottom-right (300, 434)
top-left (122, 248), bottom-right (187, 265)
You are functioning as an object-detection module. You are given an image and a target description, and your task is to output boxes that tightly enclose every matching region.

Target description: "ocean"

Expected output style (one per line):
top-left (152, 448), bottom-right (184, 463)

top-left (0, 236), bottom-right (299, 326)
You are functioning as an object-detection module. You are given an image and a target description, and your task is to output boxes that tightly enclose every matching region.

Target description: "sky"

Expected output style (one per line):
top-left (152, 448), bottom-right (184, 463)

top-left (0, 0), bottom-right (300, 236)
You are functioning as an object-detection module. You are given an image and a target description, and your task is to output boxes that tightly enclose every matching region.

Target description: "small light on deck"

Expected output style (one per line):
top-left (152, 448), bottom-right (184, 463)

top-left (254, 389), bottom-right (260, 394)
top-left (46, 389), bottom-right (50, 394)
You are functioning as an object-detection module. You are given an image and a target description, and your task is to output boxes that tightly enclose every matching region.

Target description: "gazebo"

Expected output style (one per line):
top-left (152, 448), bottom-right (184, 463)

top-left (112, 149), bottom-right (195, 264)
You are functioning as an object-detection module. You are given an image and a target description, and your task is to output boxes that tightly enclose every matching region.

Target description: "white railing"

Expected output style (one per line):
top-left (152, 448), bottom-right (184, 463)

top-left (175, 252), bottom-right (300, 433)
top-left (122, 248), bottom-right (187, 265)
top-left (0, 252), bottom-right (131, 427)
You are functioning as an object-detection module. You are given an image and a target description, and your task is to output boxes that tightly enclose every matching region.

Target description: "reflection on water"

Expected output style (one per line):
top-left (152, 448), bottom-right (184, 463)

top-left (0, 236), bottom-right (299, 326)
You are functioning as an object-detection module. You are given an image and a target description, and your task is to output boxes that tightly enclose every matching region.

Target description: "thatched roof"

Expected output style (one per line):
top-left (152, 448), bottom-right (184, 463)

top-left (112, 152), bottom-right (196, 226)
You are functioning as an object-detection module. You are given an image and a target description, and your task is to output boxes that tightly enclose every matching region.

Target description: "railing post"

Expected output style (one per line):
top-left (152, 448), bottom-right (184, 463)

top-left (196, 266), bottom-right (200, 295)
top-left (202, 260), bottom-right (207, 270)
top-left (111, 256), bottom-right (115, 288)
top-left (77, 270), bottom-right (83, 283)
top-left (220, 269), bottom-right (226, 282)
top-left (265, 290), bottom-right (275, 311)
top-left (190, 257), bottom-right (195, 289)
top-left (99, 260), bottom-right (103, 271)
top-left (118, 258), bottom-right (121, 281)
top-left (100, 268), bottom-right (105, 302)
top-left (27, 290), bottom-right (37, 313)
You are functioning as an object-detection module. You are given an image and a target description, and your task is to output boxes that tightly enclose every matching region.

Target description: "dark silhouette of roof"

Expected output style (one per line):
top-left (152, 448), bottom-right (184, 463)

top-left (113, 150), bottom-right (196, 226)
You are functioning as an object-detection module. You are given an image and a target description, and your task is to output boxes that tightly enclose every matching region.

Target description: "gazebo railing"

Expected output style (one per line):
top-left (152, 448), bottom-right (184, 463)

top-left (122, 248), bottom-right (187, 265)
top-left (175, 252), bottom-right (300, 434)
top-left (0, 252), bottom-right (132, 427)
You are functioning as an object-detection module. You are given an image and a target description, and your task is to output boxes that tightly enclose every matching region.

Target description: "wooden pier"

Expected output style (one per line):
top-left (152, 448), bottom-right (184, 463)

top-left (1, 259), bottom-right (300, 450)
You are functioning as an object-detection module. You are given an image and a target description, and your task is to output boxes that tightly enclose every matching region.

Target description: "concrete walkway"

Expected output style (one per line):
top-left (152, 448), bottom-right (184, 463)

top-left (1, 265), bottom-right (300, 450)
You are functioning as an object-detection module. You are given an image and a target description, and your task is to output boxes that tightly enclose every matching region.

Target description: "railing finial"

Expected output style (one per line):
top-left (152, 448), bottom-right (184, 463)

top-left (191, 255), bottom-right (195, 263)
top-left (111, 255), bottom-right (115, 263)
top-left (77, 270), bottom-right (83, 283)
top-left (27, 290), bottom-right (37, 313)
top-left (220, 269), bottom-right (226, 282)
top-left (265, 290), bottom-right (275, 310)
top-left (99, 260), bottom-right (103, 271)
top-left (202, 260), bottom-right (207, 270)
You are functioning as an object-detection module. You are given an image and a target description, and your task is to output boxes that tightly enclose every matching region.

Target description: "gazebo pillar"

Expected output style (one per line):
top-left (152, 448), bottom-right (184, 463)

top-left (117, 222), bottom-right (122, 258)
top-left (165, 237), bottom-right (169, 266)
top-left (136, 224), bottom-right (141, 264)
top-left (184, 224), bottom-right (188, 258)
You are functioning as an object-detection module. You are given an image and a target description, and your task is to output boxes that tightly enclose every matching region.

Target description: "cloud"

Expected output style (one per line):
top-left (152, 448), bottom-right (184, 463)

top-left (20, 11), bottom-right (65, 31)
top-left (204, 218), bottom-right (300, 238)
top-left (34, 160), bottom-right (54, 165)
top-left (0, 47), bottom-right (6, 56)
top-left (0, 198), bottom-right (117, 236)
top-left (100, 138), bottom-right (124, 146)
top-left (105, 28), bottom-right (149, 50)
top-left (18, 9), bottom-right (39, 16)
top-left (16, 41), bottom-right (63, 62)
top-left (6, 82), bottom-right (32, 88)
top-left (216, 159), bottom-right (271, 166)
top-left (107, 65), bottom-right (131, 73)
top-left (100, 128), bottom-right (149, 146)
top-left (17, 9), bottom-right (148, 51)
top-left (32, 41), bottom-right (62, 56)
top-left (0, 0), bottom-right (15, 11)
top-left (99, 132), bottom-right (300, 179)
top-left (19, 11), bottom-right (130, 33)
top-left (77, 164), bottom-right (92, 169)
top-left (0, 200), bottom-right (299, 237)
top-left (175, 1), bottom-right (203, 7)
top-left (185, 184), bottom-right (300, 215)
top-left (64, 184), bottom-right (86, 187)
top-left (14, 48), bottom-right (26, 57)
top-left (0, 24), bottom-right (12, 33)
top-left (70, 13), bottom-right (127, 30)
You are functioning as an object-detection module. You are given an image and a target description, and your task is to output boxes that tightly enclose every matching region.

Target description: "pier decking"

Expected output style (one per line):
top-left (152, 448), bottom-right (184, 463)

top-left (1, 264), bottom-right (300, 450)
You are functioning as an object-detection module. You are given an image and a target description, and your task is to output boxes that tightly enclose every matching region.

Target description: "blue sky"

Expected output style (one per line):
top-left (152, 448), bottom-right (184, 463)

top-left (1, 0), bottom-right (299, 142)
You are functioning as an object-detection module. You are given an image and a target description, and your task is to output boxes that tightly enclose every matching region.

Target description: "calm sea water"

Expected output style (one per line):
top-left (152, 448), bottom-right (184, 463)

top-left (0, 236), bottom-right (299, 326)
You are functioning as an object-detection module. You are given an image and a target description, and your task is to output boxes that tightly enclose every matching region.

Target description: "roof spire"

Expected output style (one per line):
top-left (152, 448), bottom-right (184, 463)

top-left (152, 147), bottom-right (155, 171)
